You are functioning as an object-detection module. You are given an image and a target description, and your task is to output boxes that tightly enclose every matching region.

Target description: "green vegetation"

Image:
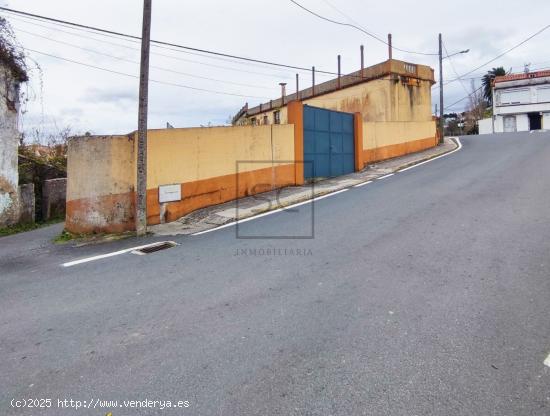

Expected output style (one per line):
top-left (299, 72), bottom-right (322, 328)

top-left (53, 230), bottom-right (137, 245)
top-left (482, 67), bottom-right (507, 106)
top-left (0, 218), bottom-right (63, 237)
top-left (53, 229), bottom-right (76, 243)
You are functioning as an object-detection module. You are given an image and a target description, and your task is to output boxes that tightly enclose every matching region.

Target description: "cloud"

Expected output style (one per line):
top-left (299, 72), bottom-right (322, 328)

top-left (10, 0), bottom-right (550, 134)
top-left (81, 87), bottom-right (137, 105)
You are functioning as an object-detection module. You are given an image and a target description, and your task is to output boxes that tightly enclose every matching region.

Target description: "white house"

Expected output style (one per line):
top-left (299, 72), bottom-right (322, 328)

top-left (490, 70), bottom-right (550, 133)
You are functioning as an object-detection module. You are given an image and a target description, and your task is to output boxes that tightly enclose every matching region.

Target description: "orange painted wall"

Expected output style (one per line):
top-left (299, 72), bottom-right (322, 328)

top-left (363, 136), bottom-right (437, 164)
top-left (354, 113), bottom-right (364, 171)
top-left (146, 164), bottom-right (295, 225)
top-left (287, 101), bottom-right (304, 185)
top-left (66, 192), bottom-right (136, 234)
top-left (67, 125), bottom-right (298, 233)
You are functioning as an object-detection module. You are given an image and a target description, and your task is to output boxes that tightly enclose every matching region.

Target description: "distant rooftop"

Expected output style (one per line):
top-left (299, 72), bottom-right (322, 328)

top-left (494, 70), bottom-right (550, 84)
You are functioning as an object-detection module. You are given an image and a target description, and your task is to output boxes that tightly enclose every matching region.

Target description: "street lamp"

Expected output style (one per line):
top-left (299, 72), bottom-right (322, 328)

top-left (438, 34), bottom-right (469, 144)
top-left (444, 49), bottom-right (470, 60)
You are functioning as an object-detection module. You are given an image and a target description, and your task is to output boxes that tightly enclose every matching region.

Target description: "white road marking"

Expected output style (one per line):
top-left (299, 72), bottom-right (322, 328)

top-left (192, 189), bottom-right (349, 236)
top-left (61, 241), bottom-right (177, 268)
top-left (544, 353), bottom-right (550, 367)
top-left (353, 180), bottom-right (373, 188)
top-left (194, 139), bottom-right (463, 238)
top-left (398, 137), bottom-right (463, 173)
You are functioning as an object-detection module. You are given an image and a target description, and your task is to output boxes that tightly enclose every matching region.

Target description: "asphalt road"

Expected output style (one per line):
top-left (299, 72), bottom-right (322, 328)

top-left (1, 132), bottom-right (549, 415)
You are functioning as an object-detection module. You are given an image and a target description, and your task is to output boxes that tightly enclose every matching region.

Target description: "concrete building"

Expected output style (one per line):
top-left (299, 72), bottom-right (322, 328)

top-left (234, 60), bottom-right (436, 158)
top-left (67, 59), bottom-right (437, 234)
top-left (491, 70), bottom-right (550, 133)
top-left (0, 54), bottom-right (27, 227)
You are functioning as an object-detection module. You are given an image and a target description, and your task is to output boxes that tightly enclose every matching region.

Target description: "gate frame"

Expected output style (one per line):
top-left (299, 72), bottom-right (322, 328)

top-left (288, 100), bottom-right (363, 183)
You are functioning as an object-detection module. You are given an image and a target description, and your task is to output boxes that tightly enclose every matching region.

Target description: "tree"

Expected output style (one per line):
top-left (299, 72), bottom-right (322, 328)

top-left (465, 80), bottom-right (486, 134)
top-left (482, 67), bottom-right (506, 106)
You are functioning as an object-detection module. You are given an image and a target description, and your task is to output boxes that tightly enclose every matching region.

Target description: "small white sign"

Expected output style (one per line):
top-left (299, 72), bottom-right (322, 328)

top-left (159, 184), bottom-right (181, 203)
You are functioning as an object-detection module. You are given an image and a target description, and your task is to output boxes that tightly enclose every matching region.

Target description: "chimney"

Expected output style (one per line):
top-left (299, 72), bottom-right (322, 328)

top-left (360, 45), bottom-right (365, 78)
top-left (312, 66), bottom-right (316, 95)
top-left (279, 82), bottom-right (287, 105)
top-left (337, 55), bottom-right (341, 89)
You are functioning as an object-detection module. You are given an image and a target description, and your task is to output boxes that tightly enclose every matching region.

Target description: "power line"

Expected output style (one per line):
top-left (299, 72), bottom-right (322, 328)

top-left (24, 48), bottom-right (271, 99)
top-left (444, 85), bottom-right (483, 111)
top-left (0, 6), bottom-right (341, 76)
top-left (15, 26), bottom-right (276, 90)
top-left (445, 63), bottom-right (550, 83)
top-left (8, 14), bottom-right (298, 80)
top-left (7, 12), bottom-right (312, 77)
top-left (288, 0), bottom-right (438, 56)
top-left (445, 24), bottom-right (550, 86)
top-left (442, 40), bottom-right (470, 96)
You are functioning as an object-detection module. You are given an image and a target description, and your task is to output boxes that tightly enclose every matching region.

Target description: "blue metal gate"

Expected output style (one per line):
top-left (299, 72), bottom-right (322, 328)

top-left (303, 105), bottom-right (355, 180)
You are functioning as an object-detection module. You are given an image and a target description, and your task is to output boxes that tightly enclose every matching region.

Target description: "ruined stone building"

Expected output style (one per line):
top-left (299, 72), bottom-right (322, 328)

top-left (0, 46), bottom-right (27, 227)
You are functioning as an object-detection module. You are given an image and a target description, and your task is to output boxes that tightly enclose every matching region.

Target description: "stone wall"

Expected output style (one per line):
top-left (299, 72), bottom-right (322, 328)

top-left (18, 183), bottom-right (34, 224)
top-left (0, 66), bottom-right (22, 227)
top-left (42, 178), bottom-right (67, 221)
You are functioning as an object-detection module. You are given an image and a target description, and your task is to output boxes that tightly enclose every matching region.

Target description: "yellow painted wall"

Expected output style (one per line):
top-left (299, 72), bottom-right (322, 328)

top-left (143, 125), bottom-right (295, 189)
top-left (66, 134), bottom-right (136, 233)
top-left (363, 121), bottom-right (436, 150)
top-left (304, 78), bottom-right (393, 122)
top-left (67, 135), bottom-right (135, 201)
top-left (247, 107), bottom-right (288, 127)
top-left (66, 125), bottom-right (296, 233)
top-left (247, 77), bottom-right (432, 125)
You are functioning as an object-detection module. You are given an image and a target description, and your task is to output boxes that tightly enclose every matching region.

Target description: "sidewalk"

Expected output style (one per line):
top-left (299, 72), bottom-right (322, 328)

top-left (151, 138), bottom-right (458, 236)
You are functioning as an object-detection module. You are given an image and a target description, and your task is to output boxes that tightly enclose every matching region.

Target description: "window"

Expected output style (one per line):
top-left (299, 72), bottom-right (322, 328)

top-left (263, 115), bottom-right (269, 125)
top-left (499, 88), bottom-right (530, 105)
top-left (250, 117), bottom-right (257, 126)
top-left (537, 86), bottom-right (550, 103)
top-left (273, 110), bottom-right (281, 124)
top-left (404, 63), bottom-right (417, 74)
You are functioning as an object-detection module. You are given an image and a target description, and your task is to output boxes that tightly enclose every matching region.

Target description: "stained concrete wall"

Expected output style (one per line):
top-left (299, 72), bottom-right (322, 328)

top-left (0, 67), bottom-right (22, 226)
top-left (66, 125), bottom-right (296, 233)
top-left (242, 60), bottom-right (434, 126)
top-left (18, 183), bottom-right (35, 224)
top-left (362, 121), bottom-right (437, 163)
top-left (42, 178), bottom-right (67, 221)
top-left (66, 135), bottom-right (136, 234)
top-left (142, 125), bottom-right (295, 225)
top-left (238, 59), bottom-right (436, 166)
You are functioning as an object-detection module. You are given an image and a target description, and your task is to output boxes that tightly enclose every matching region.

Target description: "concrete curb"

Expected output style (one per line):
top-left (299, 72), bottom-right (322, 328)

top-left (151, 138), bottom-right (460, 236)
top-left (234, 139), bottom-right (460, 218)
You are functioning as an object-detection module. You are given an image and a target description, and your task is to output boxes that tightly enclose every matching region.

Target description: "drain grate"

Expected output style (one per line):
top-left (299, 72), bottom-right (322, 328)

top-left (132, 241), bottom-right (177, 255)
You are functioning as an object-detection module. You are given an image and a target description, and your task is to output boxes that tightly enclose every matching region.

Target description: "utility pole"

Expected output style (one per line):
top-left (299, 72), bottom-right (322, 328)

top-left (438, 33), bottom-right (444, 144)
top-left (136, 0), bottom-right (152, 236)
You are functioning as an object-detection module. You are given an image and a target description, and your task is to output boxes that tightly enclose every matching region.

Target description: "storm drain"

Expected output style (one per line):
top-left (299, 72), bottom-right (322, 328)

top-left (132, 241), bottom-right (177, 255)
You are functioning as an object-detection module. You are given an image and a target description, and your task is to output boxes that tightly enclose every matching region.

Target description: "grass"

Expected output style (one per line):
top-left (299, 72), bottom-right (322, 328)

top-left (53, 230), bottom-right (137, 245)
top-left (53, 229), bottom-right (77, 243)
top-left (0, 217), bottom-right (64, 237)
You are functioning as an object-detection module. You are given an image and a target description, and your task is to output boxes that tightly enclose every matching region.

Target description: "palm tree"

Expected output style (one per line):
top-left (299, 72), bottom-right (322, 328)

top-left (482, 67), bottom-right (506, 106)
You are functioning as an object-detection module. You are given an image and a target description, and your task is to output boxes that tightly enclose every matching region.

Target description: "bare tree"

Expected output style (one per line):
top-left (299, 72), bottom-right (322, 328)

top-left (465, 80), bottom-right (486, 134)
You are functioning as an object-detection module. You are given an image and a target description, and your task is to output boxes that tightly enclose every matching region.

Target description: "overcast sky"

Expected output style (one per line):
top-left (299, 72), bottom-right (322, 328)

top-left (4, 0), bottom-right (550, 138)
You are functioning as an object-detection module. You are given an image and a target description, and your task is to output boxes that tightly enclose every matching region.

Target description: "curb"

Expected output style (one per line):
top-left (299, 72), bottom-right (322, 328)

top-left (187, 138), bottom-right (461, 236)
